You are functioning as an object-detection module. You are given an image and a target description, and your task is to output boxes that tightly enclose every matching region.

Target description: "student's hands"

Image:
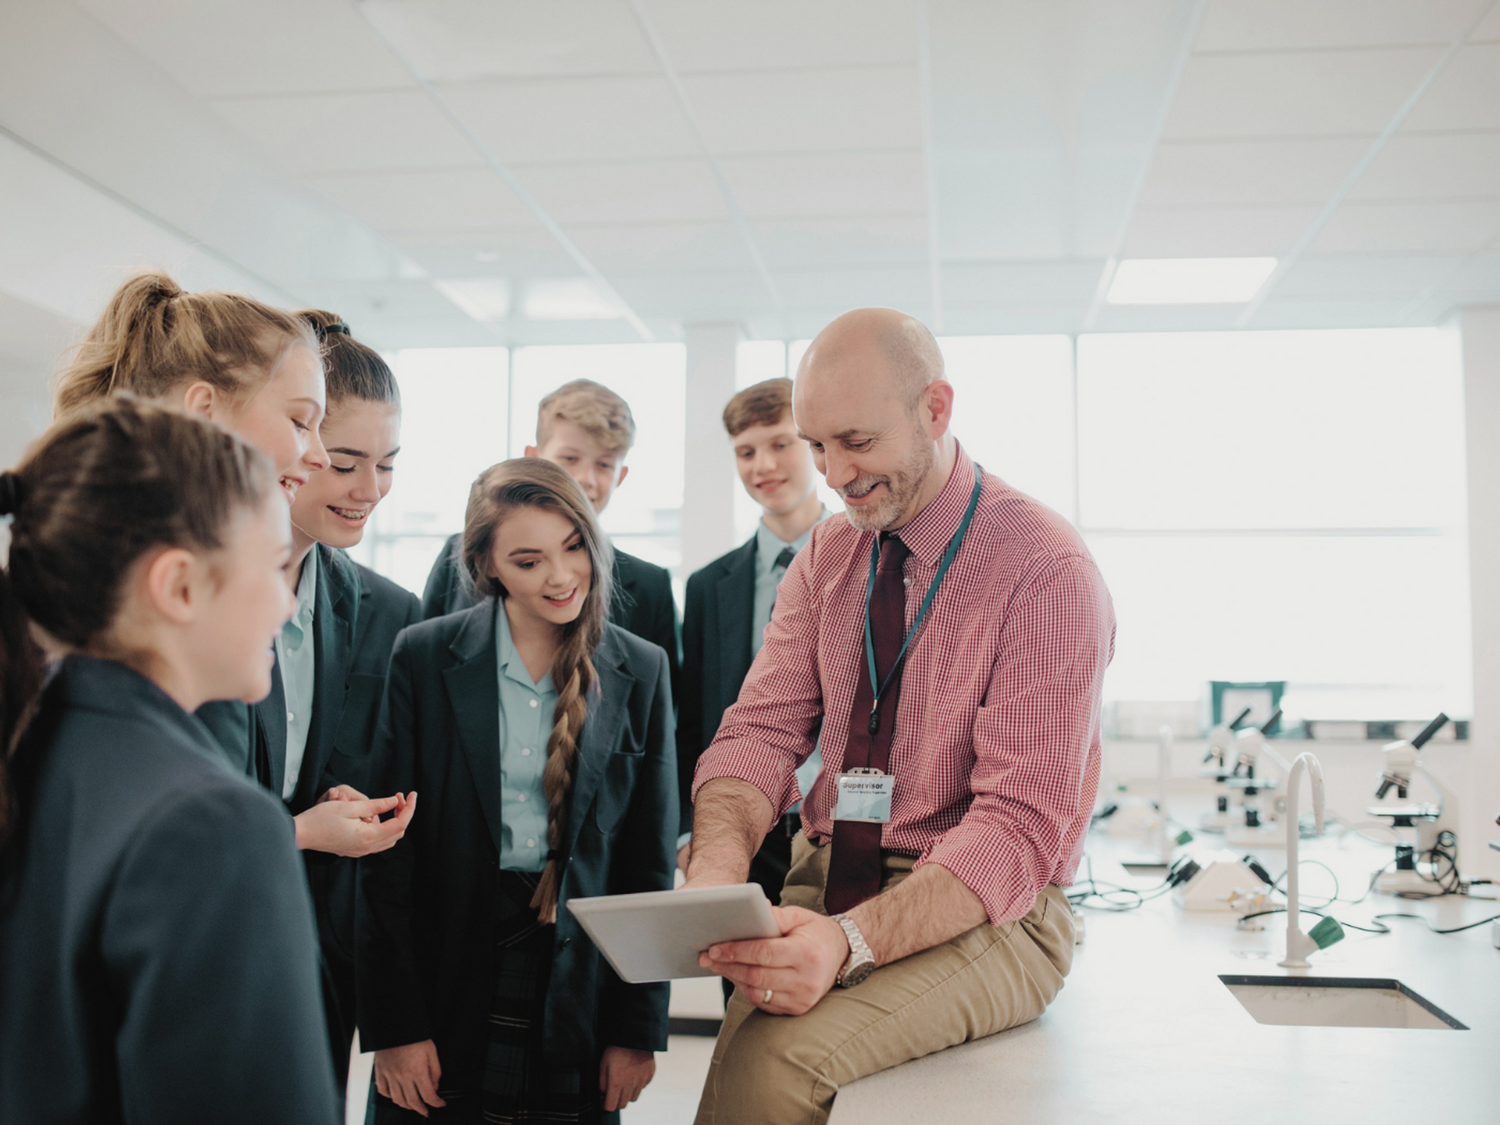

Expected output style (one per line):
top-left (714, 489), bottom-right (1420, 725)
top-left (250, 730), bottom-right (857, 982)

top-left (294, 791), bottom-right (417, 857)
top-left (599, 1046), bottom-right (655, 1112)
top-left (699, 905), bottom-right (849, 1016)
top-left (375, 1039), bottom-right (446, 1117)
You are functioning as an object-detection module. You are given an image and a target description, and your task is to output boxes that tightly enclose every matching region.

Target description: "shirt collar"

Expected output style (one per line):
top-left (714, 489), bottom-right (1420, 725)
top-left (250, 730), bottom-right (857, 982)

top-left (889, 443), bottom-right (978, 568)
top-left (282, 551), bottom-right (319, 649)
top-left (495, 600), bottom-right (555, 693)
top-left (755, 506), bottom-right (830, 575)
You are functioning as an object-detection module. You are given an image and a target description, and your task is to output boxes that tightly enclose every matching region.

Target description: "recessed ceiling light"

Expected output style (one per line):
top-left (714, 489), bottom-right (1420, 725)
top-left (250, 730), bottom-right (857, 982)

top-left (1107, 257), bottom-right (1277, 305)
top-left (434, 278), bottom-right (511, 322)
top-left (474, 250), bottom-right (499, 263)
top-left (523, 278), bottom-right (620, 321)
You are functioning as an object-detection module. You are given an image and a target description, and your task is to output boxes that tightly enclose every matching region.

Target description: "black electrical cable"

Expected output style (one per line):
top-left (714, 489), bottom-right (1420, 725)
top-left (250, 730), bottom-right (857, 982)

top-left (1065, 855), bottom-right (1174, 913)
top-left (1270, 859), bottom-right (1341, 909)
top-left (1238, 904), bottom-right (1500, 936)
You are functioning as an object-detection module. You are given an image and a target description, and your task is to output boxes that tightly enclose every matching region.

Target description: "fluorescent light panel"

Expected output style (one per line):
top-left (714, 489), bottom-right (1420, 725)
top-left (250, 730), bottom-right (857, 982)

top-left (434, 278), bottom-right (511, 322)
top-left (1107, 257), bottom-right (1277, 305)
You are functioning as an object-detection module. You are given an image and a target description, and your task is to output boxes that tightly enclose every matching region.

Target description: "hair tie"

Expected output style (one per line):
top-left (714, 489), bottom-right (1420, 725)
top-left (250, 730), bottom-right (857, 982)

top-left (0, 471), bottom-right (24, 517)
top-left (317, 321), bottom-right (350, 339)
top-left (546, 849), bottom-right (561, 862)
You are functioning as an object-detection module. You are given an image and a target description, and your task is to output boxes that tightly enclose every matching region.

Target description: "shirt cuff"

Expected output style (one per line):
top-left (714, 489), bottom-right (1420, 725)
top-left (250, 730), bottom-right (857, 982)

top-left (914, 832), bottom-right (1051, 927)
top-left (691, 744), bottom-right (801, 822)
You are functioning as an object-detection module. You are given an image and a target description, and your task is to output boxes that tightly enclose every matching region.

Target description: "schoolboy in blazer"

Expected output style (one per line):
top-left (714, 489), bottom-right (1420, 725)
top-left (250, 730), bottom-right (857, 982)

top-left (420, 379), bottom-right (679, 699)
top-left (678, 380), bottom-right (828, 924)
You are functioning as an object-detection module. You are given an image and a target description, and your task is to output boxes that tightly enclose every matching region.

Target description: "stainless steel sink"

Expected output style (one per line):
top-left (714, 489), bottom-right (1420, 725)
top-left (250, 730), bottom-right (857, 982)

top-left (1220, 975), bottom-right (1468, 1030)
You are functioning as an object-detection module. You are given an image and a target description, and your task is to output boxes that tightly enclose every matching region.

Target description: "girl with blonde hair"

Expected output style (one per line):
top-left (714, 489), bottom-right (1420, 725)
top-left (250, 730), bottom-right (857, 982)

top-left (51, 272), bottom-right (411, 861)
top-left (358, 458), bottom-right (677, 1124)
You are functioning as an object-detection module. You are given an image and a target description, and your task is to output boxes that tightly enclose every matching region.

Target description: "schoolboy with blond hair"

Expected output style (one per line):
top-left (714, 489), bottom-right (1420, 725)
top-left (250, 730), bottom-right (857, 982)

top-left (421, 379), bottom-right (679, 696)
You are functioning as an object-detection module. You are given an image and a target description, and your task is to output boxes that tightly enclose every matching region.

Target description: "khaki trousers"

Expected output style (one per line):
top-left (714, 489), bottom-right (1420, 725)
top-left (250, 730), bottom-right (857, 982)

top-left (693, 835), bottom-right (1074, 1125)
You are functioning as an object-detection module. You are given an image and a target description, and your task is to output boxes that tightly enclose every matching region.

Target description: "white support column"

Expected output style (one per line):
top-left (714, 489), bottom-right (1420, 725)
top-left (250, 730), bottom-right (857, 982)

top-left (1460, 304), bottom-right (1500, 880)
top-left (681, 323), bottom-right (742, 577)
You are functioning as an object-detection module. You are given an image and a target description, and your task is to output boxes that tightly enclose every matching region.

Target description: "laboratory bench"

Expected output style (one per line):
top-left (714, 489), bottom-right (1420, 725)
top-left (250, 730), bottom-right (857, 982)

top-left (830, 834), bottom-right (1500, 1124)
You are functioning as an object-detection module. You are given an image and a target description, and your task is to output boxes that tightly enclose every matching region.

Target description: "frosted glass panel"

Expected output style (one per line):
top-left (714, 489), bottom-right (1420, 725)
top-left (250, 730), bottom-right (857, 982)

top-left (941, 335), bottom-right (1076, 522)
top-left (1087, 533), bottom-right (1472, 714)
top-left (1077, 329), bottom-right (1466, 530)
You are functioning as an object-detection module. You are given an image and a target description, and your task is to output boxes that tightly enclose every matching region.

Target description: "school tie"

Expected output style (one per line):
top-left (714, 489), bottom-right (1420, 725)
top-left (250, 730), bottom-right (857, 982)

top-left (825, 533), bottom-right (909, 915)
top-left (768, 546), bottom-right (797, 615)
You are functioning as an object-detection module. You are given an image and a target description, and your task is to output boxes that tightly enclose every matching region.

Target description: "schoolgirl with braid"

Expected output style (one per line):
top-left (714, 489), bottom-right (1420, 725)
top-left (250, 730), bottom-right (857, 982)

top-left (357, 458), bottom-right (677, 1124)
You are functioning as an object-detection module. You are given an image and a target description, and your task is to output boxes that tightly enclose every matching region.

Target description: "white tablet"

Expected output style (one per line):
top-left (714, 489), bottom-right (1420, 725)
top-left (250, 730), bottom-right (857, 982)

top-left (566, 884), bottom-right (781, 983)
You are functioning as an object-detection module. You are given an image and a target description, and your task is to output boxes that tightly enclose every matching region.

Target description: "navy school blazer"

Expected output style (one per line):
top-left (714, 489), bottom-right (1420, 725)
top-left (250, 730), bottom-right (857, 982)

top-left (420, 530), bottom-right (682, 708)
top-left (356, 600), bottom-right (677, 1083)
top-left (0, 656), bottom-right (338, 1125)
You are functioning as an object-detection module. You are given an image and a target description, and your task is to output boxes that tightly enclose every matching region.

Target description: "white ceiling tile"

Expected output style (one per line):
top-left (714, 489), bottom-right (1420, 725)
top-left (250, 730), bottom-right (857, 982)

top-left (752, 216), bottom-right (930, 268)
top-left (1312, 200), bottom-right (1500, 253)
top-left (211, 90), bottom-right (481, 174)
top-left (940, 304), bottom-right (1087, 336)
top-left (386, 229), bottom-right (579, 278)
top-left (513, 159), bottom-right (727, 225)
top-left (1402, 44), bottom-right (1500, 131)
top-left (1194, 0), bottom-right (1490, 51)
top-left (1445, 252), bottom-right (1500, 293)
top-left (1122, 205), bottom-right (1321, 256)
top-left (1349, 132), bottom-right (1500, 200)
top-left (719, 151), bottom-right (926, 218)
top-left (774, 267), bottom-right (931, 308)
top-left (359, 0), bottom-right (659, 80)
top-left (563, 222), bottom-right (752, 273)
top-left (440, 77), bottom-right (699, 162)
top-left (643, 0), bottom-right (917, 71)
top-left (610, 270), bottom-right (774, 318)
top-left (1088, 304), bottom-right (1246, 332)
top-left (1163, 48), bottom-right (1445, 139)
top-left (1273, 254), bottom-right (1464, 299)
top-left (1247, 300), bottom-right (1423, 329)
top-left (76, 0), bottom-right (416, 96)
top-left (307, 169), bottom-right (533, 232)
top-left (944, 262), bottom-right (1105, 305)
top-left (1137, 139), bottom-right (1369, 206)
top-left (1475, 3), bottom-right (1500, 40)
top-left (680, 67), bottom-right (922, 155)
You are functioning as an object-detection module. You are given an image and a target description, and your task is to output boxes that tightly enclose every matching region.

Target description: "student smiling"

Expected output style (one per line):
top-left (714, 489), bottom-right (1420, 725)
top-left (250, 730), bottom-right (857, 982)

top-left (359, 459), bottom-right (676, 1124)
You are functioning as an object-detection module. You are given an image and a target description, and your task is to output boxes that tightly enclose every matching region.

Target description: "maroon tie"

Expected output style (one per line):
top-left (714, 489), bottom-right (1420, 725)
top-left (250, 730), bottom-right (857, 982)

top-left (825, 533), bottom-right (910, 915)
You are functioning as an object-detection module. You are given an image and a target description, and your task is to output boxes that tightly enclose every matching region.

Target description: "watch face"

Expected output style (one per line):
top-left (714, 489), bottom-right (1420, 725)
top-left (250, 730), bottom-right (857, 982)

top-left (841, 959), bottom-right (876, 987)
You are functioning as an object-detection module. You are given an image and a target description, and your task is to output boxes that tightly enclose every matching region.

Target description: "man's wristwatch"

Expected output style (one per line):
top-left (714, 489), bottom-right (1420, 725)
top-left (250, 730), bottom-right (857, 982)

top-left (832, 913), bottom-right (876, 987)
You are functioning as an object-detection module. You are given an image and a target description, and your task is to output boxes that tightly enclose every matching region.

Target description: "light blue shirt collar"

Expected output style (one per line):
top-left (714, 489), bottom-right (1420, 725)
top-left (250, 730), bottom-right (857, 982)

top-left (754, 506), bottom-right (828, 577)
top-left (496, 602), bottom-right (555, 694)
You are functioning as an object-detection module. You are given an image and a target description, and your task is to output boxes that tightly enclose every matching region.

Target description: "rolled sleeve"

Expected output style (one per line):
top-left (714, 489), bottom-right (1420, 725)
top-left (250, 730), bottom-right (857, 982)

top-left (691, 547), bottom-right (825, 818)
top-left (916, 554), bottom-right (1115, 925)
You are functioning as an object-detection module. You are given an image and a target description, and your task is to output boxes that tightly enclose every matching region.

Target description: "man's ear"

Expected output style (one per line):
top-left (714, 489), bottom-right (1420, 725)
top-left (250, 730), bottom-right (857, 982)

top-left (614, 464), bottom-right (629, 489)
top-left (922, 380), bottom-right (956, 441)
top-left (141, 547), bottom-right (201, 625)
top-left (523, 444), bottom-right (540, 459)
top-left (180, 381), bottom-right (219, 420)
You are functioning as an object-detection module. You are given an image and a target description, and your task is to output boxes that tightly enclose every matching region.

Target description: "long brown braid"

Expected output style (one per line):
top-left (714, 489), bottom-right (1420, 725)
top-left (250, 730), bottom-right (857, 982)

top-left (461, 459), bottom-right (613, 923)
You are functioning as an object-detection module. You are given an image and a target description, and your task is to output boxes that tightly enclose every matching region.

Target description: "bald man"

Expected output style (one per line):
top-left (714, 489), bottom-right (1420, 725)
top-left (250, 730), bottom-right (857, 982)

top-left (683, 309), bottom-right (1115, 1124)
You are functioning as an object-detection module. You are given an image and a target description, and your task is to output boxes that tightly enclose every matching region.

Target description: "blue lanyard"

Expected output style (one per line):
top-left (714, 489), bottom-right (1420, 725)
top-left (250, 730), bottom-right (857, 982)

top-left (862, 464), bottom-right (984, 737)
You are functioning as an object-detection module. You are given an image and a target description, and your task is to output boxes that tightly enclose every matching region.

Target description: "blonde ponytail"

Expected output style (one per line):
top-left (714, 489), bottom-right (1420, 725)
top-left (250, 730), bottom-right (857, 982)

top-left (53, 271), bottom-right (317, 418)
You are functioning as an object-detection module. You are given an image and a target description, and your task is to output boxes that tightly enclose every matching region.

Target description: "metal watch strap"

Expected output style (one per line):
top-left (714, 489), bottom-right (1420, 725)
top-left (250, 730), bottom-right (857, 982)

top-left (832, 913), bottom-right (874, 986)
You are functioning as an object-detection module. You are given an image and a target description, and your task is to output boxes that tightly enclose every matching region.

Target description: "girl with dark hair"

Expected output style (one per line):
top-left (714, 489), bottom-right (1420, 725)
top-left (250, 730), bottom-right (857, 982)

top-left (273, 309), bottom-right (424, 1095)
top-left (0, 399), bottom-right (339, 1124)
top-left (358, 459), bottom-right (677, 1124)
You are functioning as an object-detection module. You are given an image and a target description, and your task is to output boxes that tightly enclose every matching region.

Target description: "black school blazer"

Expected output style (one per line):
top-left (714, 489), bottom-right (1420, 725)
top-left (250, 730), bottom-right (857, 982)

top-left (356, 600), bottom-right (677, 1084)
top-left (0, 657), bottom-right (337, 1125)
top-left (420, 531), bottom-right (682, 704)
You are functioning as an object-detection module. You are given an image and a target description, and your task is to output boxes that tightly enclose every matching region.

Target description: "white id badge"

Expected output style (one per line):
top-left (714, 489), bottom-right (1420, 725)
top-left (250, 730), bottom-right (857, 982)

top-left (834, 770), bottom-right (894, 824)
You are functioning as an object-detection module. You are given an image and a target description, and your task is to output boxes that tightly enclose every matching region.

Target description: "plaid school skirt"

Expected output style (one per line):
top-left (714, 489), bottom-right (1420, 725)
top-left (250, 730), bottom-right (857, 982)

top-left (480, 870), bottom-right (599, 1125)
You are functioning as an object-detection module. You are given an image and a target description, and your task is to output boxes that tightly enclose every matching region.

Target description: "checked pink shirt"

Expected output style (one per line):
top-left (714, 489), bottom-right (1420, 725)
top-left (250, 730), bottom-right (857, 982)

top-left (692, 444), bottom-right (1116, 926)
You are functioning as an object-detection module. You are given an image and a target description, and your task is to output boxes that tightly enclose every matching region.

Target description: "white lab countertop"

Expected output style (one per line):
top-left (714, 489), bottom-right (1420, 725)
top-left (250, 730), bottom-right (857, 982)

top-left (830, 834), bottom-right (1500, 1124)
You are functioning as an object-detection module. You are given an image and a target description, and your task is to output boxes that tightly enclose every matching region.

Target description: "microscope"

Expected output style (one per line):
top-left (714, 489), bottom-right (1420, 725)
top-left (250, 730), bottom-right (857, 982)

top-left (1201, 708), bottom-right (1284, 844)
top-left (1200, 707), bottom-right (1252, 831)
top-left (1367, 713), bottom-right (1459, 895)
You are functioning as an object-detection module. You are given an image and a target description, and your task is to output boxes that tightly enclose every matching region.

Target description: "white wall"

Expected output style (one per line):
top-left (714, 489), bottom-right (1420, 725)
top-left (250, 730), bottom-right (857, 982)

top-left (1461, 304), bottom-right (1500, 881)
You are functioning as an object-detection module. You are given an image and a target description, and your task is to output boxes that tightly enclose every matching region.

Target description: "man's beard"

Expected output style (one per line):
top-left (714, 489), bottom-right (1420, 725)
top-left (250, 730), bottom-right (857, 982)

top-left (839, 436), bottom-right (937, 532)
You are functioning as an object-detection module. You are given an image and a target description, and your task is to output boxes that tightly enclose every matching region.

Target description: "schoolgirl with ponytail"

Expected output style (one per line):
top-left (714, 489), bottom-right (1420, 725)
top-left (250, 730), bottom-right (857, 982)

top-left (0, 399), bottom-right (339, 1124)
top-left (51, 272), bottom-right (412, 864)
top-left (358, 459), bottom-right (677, 1124)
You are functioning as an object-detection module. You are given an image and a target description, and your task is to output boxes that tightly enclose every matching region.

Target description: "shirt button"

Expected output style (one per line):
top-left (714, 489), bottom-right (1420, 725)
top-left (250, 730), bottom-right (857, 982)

top-left (517, 794), bottom-right (527, 802)
top-left (522, 748), bottom-right (532, 757)
top-left (287, 711), bottom-right (294, 722)
top-left (527, 838), bottom-right (536, 847)
top-left (529, 699), bottom-right (538, 708)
